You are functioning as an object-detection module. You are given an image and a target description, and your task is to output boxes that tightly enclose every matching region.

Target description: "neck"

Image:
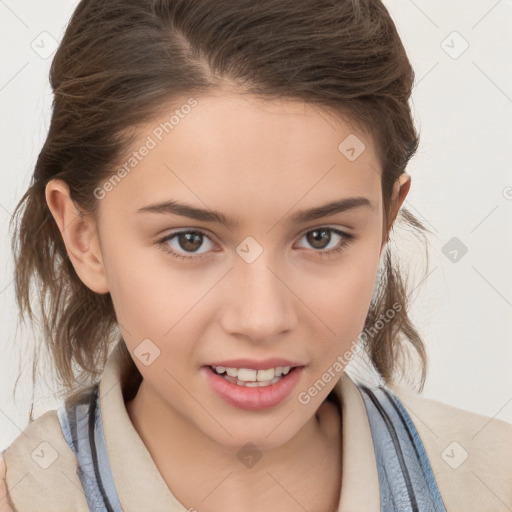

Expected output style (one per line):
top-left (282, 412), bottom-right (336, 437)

top-left (126, 379), bottom-right (342, 512)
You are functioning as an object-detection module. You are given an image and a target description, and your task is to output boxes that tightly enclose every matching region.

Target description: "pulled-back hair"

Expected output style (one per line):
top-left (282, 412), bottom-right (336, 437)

top-left (9, 0), bottom-right (429, 420)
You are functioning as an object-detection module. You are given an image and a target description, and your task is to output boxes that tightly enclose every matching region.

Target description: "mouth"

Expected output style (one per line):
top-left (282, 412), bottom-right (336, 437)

top-left (203, 361), bottom-right (305, 410)
top-left (208, 364), bottom-right (300, 387)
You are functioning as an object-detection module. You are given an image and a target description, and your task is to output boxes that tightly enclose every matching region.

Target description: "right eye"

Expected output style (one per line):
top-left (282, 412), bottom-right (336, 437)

top-left (157, 229), bottom-right (217, 261)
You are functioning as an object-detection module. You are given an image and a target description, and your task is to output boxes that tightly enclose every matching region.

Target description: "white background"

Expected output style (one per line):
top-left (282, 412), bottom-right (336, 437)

top-left (1, 0), bottom-right (511, 451)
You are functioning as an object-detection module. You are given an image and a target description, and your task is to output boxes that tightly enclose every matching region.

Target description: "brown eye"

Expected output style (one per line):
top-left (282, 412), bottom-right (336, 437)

top-left (297, 227), bottom-right (355, 259)
top-left (176, 232), bottom-right (203, 252)
top-left (305, 228), bottom-right (333, 250)
top-left (157, 230), bottom-right (215, 260)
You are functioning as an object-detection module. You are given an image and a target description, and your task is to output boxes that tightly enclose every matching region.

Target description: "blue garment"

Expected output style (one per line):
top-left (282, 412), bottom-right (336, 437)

top-left (57, 385), bottom-right (123, 512)
top-left (56, 381), bottom-right (447, 511)
top-left (358, 385), bottom-right (447, 512)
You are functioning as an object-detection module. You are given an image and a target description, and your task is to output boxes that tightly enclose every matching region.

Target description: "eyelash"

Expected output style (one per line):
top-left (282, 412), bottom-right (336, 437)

top-left (156, 227), bottom-right (356, 261)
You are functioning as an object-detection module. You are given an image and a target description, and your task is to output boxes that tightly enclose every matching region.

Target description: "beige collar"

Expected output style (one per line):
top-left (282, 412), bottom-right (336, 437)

top-left (99, 341), bottom-right (380, 511)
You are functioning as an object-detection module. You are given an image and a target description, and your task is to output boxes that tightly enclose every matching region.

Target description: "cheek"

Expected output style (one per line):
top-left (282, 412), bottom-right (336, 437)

top-left (307, 236), bottom-right (382, 344)
top-left (101, 235), bottom-right (210, 372)
top-left (100, 233), bottom-right (180, 337)
top-left (109, 271), bottom-right (202, 348)
top-left (319, 264), bottom-right (378, 331)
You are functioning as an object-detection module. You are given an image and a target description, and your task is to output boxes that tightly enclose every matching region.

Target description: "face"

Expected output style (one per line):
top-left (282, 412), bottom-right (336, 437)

top-left (89, 92), bottom-right (391, 450)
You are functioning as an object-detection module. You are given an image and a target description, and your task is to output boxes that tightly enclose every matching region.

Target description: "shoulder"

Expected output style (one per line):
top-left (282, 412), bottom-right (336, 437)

top-left (1, 409), bottom-right (89, 511)
top-left (390, 383), bottom-right (512, 512)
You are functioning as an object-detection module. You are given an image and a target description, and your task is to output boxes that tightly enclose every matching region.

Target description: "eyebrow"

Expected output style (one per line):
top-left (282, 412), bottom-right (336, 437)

top-left (136, 196), bottom-right (372, 229)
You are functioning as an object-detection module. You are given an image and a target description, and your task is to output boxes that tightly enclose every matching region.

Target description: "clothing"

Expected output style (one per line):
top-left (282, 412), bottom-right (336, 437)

top-left (2, 340), bottom-right (512, 511)
top-left (52, 372), bottom-right (446, 511)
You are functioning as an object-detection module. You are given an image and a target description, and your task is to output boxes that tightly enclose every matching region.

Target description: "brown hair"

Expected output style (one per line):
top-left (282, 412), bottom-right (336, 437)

top-left (9, 0), bottom-right (429, 420)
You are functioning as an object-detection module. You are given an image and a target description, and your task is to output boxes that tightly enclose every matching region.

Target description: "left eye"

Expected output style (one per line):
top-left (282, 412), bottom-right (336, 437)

top-left (296, 227), bottom-right (352, 252)
top-left (157, 227), bottom-right (354, 261)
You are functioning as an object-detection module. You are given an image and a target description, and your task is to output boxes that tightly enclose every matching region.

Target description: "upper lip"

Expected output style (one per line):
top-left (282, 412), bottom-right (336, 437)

top-left (205, 358), bottom-right (304, 370)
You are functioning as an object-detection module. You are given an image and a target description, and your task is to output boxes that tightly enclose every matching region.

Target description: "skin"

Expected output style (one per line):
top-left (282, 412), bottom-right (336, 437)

top-left (45, 92), bottom-right (410, 511)
top-left (0, 457), bottom-right (13, 512)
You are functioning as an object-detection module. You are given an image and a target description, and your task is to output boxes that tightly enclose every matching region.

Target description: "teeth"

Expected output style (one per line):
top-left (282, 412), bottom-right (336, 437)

top-left (226, 368), bottom-right (237, 377)
top-left (212, 365), bottom-right (292, 384)
top-left (237, 368), bottom-right (257, 382)
top-left (256, 368), bottom-right (275, 381)
top-left (235, 376), bottom-right (281, 387)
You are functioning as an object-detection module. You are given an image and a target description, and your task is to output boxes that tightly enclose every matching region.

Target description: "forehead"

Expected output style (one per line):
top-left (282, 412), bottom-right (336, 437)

top-left (154, 92), bottom-right (378, 160)
top-left (101, 92), bottom-right (382, 222)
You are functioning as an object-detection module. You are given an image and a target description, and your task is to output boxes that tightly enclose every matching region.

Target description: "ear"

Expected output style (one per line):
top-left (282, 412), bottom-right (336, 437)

top-left (381, 173), bottom-right (411, 252)
top-left (45, 179), bottom-right (110, 294)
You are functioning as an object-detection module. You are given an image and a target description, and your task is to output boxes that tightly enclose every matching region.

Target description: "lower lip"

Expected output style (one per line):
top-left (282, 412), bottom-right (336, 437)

top-left (203, 366), bottom-right (304, 410)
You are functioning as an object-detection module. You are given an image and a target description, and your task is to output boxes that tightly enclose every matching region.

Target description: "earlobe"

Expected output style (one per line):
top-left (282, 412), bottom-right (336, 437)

top-left (45, 179), bottom-right (110, 294)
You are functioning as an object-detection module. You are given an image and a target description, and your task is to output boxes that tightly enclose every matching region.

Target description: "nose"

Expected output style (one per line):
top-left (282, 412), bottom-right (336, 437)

top-left (219, 254), bottom-right (297, 344)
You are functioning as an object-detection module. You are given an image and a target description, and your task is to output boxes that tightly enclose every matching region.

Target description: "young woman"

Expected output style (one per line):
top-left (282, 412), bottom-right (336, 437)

top-left (1, 0), bottom-right (511, 511)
